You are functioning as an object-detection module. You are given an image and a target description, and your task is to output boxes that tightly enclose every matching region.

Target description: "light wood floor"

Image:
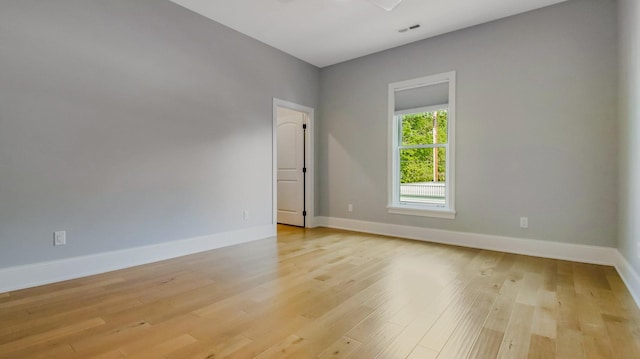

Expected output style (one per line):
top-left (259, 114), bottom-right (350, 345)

top-left (1, 226), bottom-right (640, 358)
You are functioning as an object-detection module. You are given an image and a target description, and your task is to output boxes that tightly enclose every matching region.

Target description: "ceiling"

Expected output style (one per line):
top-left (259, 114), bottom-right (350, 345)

top-left (170, 0), bottom-right (568, 68)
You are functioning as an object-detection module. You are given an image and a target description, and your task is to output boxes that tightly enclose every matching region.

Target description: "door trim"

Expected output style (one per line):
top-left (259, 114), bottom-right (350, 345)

top-left (273, 98), bottom-right (315, 228)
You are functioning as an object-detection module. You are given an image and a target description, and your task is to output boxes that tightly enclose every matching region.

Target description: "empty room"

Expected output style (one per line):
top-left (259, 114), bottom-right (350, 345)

top-left (1, 0), bottom-right (640, 358)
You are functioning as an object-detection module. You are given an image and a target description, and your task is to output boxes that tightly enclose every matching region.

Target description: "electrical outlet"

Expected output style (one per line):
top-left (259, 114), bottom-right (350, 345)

top-left (243, 210), bottom-right (249, 221)
top-left (519, 217), bottom-right (528, 229)
top-left (348, 204), bottom-right (353, 212)
top-left (54, 231), bottom-right (66, 246)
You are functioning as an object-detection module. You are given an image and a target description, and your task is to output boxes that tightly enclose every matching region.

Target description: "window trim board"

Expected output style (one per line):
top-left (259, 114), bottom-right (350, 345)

top-left (387, 71), bottom-right (456, 219)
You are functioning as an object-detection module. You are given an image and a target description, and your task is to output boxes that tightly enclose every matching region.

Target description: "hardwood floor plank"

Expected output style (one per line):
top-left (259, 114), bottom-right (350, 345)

top-left (224, 315), bottom-right (311, 359)
top-left (575, 289), bottom-right (613, 358)
top-left (407, 345), bottom-right (438, 359)
top-left (478, 273), bottom-right (523, 333)
top-left (495, 303), bottom-right (535, 359)
top-left (0, 317), bottom-right (105, 357)
top-left (556, 328), bottom-right (585, 359)
top-left (344, 322), bottom-right (403, 358)
top-left (582, 335), bottom-right (613, 359)
top-left (318, 336), bottom-right (362, 359)
top-left (377, 251), bottom-right (505, 358)
top-left (603, 314), bottom-right (640, 358)
top-left (126, 333), bottom-right (197, 359)
top-left (468, 328), bottom-right (505, 359)
top-left (531, 289), bottom-right (557, 340)
top-left (164, 333), bottom-right (252, 359)
top-left (436, 286), bottom-right (499, 358)
top-left (527, 334), bottom-right (555, 359)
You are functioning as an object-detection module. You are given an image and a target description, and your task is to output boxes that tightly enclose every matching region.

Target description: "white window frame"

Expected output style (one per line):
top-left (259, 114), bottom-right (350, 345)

top-left (387, 71), bottom-right (456, 219)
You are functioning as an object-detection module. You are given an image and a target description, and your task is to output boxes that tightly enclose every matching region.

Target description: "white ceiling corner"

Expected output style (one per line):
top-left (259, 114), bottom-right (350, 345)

top-left (170, 0), bottom-right (568, 68)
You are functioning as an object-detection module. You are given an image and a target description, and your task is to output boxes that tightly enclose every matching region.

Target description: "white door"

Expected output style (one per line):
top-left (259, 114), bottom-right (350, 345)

top-left (277, 109), bottom-right (305, 226)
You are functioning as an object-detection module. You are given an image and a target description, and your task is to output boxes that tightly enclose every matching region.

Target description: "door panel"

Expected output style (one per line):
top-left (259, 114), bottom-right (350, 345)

top-left (277, 111), bottom-right (305, 226)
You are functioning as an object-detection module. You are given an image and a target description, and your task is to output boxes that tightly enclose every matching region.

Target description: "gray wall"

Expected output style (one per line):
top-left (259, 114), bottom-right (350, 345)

top-left (0, 0), bottom-right (319, 268)
top-left (319, 0), bottom-right (618, 246)
top-left (618, 0), bottom-right (640, 272)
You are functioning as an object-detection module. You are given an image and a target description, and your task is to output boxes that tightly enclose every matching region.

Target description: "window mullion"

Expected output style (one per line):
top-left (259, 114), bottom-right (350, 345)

top-left (398, 144), bottom-right (446, 150)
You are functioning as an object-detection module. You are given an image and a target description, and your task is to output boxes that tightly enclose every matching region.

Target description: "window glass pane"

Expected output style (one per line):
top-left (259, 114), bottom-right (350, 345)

top-left (401, 110), bottom-right (448, 146)
top-left (399, 147), bottom-right (446, 205)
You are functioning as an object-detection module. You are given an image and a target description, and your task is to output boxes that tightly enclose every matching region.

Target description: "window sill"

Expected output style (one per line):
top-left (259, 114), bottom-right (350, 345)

top-left (387, 204), bottom-right (456, 219)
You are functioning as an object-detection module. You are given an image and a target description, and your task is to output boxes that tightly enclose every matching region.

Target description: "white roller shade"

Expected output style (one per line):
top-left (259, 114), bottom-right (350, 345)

top-left (394, 82), bottom-right (449, 112)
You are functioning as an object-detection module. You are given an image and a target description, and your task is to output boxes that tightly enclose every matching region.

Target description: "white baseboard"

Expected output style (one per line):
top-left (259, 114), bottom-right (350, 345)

top-left (306, 216), bottom-right (320, 228)
top-left (614, 252), bottom-right (640, 309)
top-left (316, 216), bottom-right (640, 310)
top-left (0, 224), bottom-right (276, 293)
top-left (316, 217), bottom-right (618, 265)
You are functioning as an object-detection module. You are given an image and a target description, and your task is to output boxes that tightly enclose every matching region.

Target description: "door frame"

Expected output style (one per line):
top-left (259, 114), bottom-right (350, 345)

top-left (273, 98), bottom-right (315, 228)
